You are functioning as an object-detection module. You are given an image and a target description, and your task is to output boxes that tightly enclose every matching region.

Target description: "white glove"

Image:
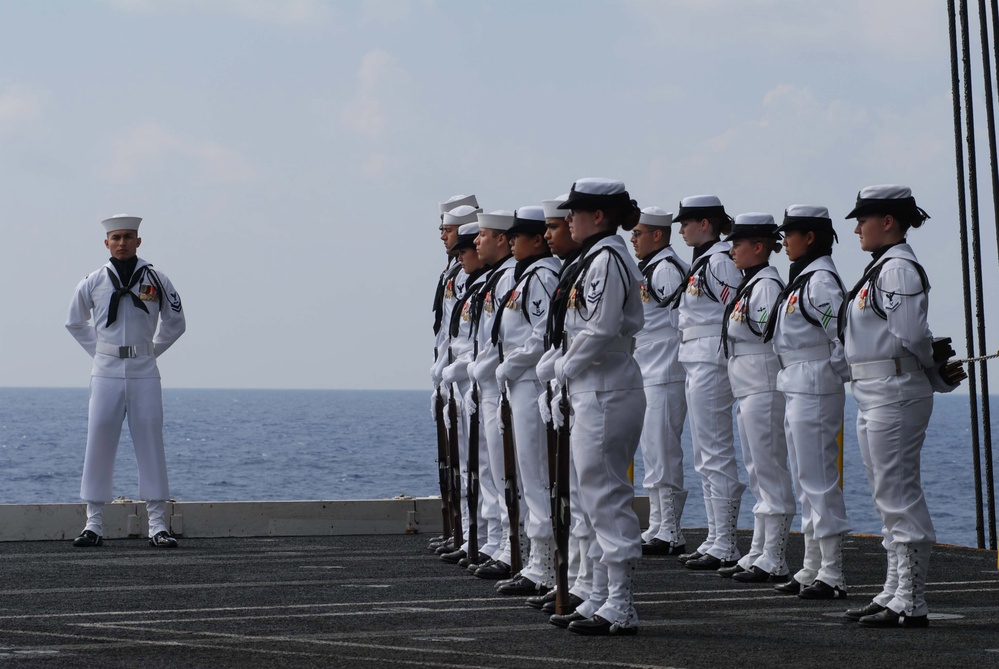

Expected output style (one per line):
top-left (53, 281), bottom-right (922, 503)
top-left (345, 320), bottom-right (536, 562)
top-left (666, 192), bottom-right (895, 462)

top-left (441, 362), bottom-right (462, 385)
top-left (551, 393), bottom-right (565, 429)
top-left (497, 405), bottom-right (505, 435)
top-left (464, 388), bottom-right (477, 417)
top-left (430, 390), bottom-right (438, 422)
top-left (554, 357), bottom-right (567, 386)
top-left (467, 360), bottom-right (478, 384)
top-left (431, 362), bottom-right (443, 387)
top-left (538, 391), bottom-right (552, 424)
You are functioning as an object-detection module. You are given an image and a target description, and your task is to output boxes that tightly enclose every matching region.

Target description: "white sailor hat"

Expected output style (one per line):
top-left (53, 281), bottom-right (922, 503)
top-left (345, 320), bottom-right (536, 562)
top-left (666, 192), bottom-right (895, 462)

top-left (542, 193), bottom-right (570, 219)
top-left (508, 205), bottom-right (547, 236)
top-left (476, 209), bottom-right (515, 231)
top-left (102, 214), bottom-right (142, 233)
top-left (674, 194), bottom-right (733, 223)
top-left (558, 178), bottom-right (631, 211)
top-left (451, 222), bottom-right (480, 252)
top-left (442, 204), bottom-right (482, 228)
top-left (638, 206), bottom-right (673, 228)
top-left (439, 194), bottom-right (479, 216)
top-left (777, 205), bottom-right (838, 241)
top-left (844, 184), bottom-right (930, 225)
top-left (725, 212), bottom-right (780, 241)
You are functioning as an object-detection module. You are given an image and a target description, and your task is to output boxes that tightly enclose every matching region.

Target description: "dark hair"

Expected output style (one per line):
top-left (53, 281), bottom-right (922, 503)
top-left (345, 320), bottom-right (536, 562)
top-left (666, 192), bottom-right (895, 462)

top-left (575, 199), bottom-right (642, 231)
top-left (808, 229), bottom-right (835, 256)
top-left (708, 215), bottom-right (733, 236)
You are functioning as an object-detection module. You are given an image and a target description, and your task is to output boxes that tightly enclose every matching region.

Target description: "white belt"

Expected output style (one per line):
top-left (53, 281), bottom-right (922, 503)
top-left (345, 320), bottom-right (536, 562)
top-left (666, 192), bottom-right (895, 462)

top-left (850, 355), bottom-right (922, 381)
top-left (730, 341), bottom-right (773, 357)
top-left (680, 324), bottom-right (720, 342)
top-left (777, 343), bottom-right (833, 369)
top-left (96, 342), bottom-right (155, 359)
top-left (566, 335), bottom-right (635, 354)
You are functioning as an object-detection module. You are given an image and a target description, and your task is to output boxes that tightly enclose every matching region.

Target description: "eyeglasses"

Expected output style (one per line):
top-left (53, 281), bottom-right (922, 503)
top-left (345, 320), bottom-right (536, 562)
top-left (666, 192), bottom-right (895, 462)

top-left (630, 230), bottom-right (646, 238)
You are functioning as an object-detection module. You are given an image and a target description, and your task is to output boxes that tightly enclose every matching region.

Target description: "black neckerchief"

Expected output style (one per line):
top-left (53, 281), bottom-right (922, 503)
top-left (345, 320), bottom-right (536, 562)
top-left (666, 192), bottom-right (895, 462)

top-left (105, 257), bottom-right (147, 327)
top-left (691, 238), bottom-right (719, 263)
top-left (558, 249), bottom-right (582, 277)
top-left (740, 262), bottom-right (769, 283)
top-left (838, 241), bottom-right (925, 341)
top-left (469, 256), bottom-right (513, 338)
top-left (637, 248), bottom-right (664, 272)
top-left (515, 254), bottom-right (549, 282)
top-left (432, 260), bottom-right (463, 336)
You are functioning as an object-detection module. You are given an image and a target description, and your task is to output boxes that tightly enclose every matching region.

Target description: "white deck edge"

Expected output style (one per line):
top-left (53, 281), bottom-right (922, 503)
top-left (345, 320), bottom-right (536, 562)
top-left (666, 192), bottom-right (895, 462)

top-left (0, 497), bottom-right (651, 541)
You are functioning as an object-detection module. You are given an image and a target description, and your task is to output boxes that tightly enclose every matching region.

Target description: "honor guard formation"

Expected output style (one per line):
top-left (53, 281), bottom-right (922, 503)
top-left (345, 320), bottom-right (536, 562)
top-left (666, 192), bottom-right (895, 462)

top-left (428, 181), bottom-right (967, 635)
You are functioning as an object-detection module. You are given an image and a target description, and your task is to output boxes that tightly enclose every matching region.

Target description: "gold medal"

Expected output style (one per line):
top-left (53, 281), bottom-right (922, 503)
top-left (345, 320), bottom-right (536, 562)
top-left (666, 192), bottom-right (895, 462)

top-left (786, 295), bottom-right (797, 314)
top-left (858, 288), bottom-right (868, 310)
top-left (640, 284), bottom-right (650, 302)
top-left (568, 287), bottom-right (578, 309)
top-left (484, 292), bottom-right (494, 314)
top-left (505, 290), bottom-right (518, 310)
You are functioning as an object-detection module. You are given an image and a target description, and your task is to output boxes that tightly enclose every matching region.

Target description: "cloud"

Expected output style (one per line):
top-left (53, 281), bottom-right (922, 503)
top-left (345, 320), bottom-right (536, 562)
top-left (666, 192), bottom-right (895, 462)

top-left (100, 0), bottom-right (333, 26)
top-left (340, 49), bottom-right (409, 139)
top-left (103, 122), bottom-right (256, 184)
top-left (0, 83), bottom-right (43, 135)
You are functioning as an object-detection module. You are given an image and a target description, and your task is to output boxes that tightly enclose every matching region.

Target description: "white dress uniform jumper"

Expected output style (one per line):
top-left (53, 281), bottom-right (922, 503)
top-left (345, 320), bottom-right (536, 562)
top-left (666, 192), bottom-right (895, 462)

top-left (65, 217), bottom-right (186, 542)
top-left (634, 237), bottom-right (689, 552)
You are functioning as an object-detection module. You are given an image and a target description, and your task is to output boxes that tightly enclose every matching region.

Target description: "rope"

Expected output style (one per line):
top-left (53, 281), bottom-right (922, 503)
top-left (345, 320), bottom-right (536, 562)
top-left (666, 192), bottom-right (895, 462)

top-left (954, 349), bottom-right (999, 364)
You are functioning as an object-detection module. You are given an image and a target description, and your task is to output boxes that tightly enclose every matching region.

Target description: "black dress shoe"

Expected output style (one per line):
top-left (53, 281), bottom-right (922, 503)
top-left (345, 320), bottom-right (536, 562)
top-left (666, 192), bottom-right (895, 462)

top-left (858, 608), bottom-right (929, 628)
top-left (677, 550), bottom-right (703, 564)
top-left (684, 554), bottom-right (737, 571)
top-left (458, 551), bottom-right (490, 568)
top-left (845, 601), bottom-right (887, 620)
top-left (434, 540), bottom-right (455, 555)
top-left (72, 530), bottom-right (103, 548)
top-left (775, 579), bottom-right (803, 595)
top-left (798, 579), bottom-right (847, 600)
top-left (549, 611), bottom-right (586, 629)
top-left (498, 575), bottom-right (547, 596)
top-left (717, 564), bottom-right (745, 578)
top-left (731, 565), bottom-right (768, 583)
top-left (474, 560), bottom-right (511, 580)
top-left (440, 548), bottom-right (467, 564)
top-left (148, 531), bottom-right (178, 548)
top-left (542, 592), bottom-right (583, 614)
top-left (527, 589), bottom-right (557, 609)
top-left (567, 614), bottom-right (638, 636)
top-left (642, 538), bottom-right (686, 556)
top-left (428, 535), bottom-right (446, 548)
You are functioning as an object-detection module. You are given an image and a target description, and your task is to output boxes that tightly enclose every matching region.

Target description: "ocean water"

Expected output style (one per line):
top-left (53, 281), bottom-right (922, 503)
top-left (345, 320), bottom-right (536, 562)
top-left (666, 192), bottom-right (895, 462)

top-left (0, 387), bottom-right (993, 548)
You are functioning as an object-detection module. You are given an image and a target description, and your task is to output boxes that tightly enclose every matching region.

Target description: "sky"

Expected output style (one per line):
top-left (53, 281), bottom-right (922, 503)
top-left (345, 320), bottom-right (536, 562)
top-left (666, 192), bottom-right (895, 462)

top-left (1, 0), bottom-right (997, 390)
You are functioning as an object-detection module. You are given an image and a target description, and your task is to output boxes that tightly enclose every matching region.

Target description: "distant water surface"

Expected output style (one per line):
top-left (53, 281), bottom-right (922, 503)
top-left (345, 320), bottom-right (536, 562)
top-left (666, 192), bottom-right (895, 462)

top-left (0, 388), bottom-right (992, 548)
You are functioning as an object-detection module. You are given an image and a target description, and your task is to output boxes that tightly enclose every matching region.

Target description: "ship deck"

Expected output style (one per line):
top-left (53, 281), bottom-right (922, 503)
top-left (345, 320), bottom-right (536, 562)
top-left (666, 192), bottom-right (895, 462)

top-left (0, 531), bottom-right (995, 668)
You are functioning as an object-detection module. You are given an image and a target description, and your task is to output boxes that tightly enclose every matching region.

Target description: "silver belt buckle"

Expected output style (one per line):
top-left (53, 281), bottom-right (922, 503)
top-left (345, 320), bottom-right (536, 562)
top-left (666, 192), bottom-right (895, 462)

top-left (119, 345), bottom-right (134, 359)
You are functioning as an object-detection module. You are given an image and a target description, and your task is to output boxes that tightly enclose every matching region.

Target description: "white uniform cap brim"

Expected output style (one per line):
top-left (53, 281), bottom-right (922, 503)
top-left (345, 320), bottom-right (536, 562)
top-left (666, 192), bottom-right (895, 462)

top-left (442, 205), bottom-right (482, 227)
top-left (439, 194), bottom-right (478, 215)
top-left (733, 212), bottom-right (775, 227)
top-left (858, 184), bottom-right (911, 201)
top-left (542, 194), bottom-right (570, 219)
top-left (476, 210), bottom-right (515, 231)
top-left (457, 222), bottom-right (480, 236)
top-left (514, 205), bottom-right (546, 223)
top-left (639, 206), bottom-right (673, 227)
top-left (785, 204), bottom-right (831, 219)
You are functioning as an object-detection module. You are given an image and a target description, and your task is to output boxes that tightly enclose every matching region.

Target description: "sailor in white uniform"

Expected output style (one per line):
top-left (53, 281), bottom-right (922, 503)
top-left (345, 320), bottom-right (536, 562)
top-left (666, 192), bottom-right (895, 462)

top-left (467, 210), bottom-right (519, 579)
top-left (430, 196), bottom-right (481, 553)
top-left (435, 211), bottom-right (499, 567)
top-left (670, 195), bottom-right (745, 571)
top-left (630, 206), bottom-right (690, 557)
top-left (531, 195), bottom-right (591, 616)
top-left (493, 206), bottom-right (561, 595)
top-left (765, 205), bottom-right (851, 599)
top-left (66, 214), bottom-right (186, 548)
top-left (547, 178), bottom-right (645, 636)
top-left (719, 213), bottom-right (796, 583)
top-left (840, 186), bottom-right (964, 628)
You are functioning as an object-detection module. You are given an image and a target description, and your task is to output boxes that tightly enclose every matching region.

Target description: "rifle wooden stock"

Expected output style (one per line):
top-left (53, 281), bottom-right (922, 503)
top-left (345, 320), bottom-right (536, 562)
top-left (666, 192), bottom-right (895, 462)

top-left (466, 383), bottom-right (480, 559)
top-left (434, 389), bottom-right (452, 538)
top-left (446, 386), bottom-right (464, 548)
top-left (500, 388), bottom-right (523, 575)
top-left (554, 383), bottom-right (571, 615)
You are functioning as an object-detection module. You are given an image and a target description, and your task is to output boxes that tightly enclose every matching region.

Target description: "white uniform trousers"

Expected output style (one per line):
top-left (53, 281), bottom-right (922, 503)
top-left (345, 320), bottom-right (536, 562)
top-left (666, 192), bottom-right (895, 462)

top-left (570, 388), bottom-right (644, 626)
top-left (784, 390), bottom-right (850, 587)
top-left (455, 379), bottom-right (494, 556)
top-left (857, 397), bottom-right (935, 616)
top-left (735, 389), bottom-right (796, 573)
top-left (508, 378), bottom-right (554, 584)
top-left (82, 376), bottom-right (169, 505)
top-left (479, 393), bottom-right (512, 565)
top-left (639, 381), bottom-right (687, 544)
top-left (682, 361), bottom-right (745, 557)
top-left (568, 452), bottom-right (593, 601)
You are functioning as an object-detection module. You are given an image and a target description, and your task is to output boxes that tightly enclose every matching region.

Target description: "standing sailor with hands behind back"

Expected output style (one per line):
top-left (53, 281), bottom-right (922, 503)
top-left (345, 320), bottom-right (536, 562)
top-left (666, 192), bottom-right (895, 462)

top-left (630, 206), bottom-right (690, 557)
top-left (66, 214), bottom-right (186, 548)
top-left (840, 186), bottom-right (965, 628)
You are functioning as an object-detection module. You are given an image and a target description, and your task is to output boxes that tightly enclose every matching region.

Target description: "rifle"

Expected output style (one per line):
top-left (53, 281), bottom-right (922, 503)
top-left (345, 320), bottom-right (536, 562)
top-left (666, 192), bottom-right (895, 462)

top-left (434, 387), bottom-right (452, 539)
top-left (466, 381), bottom-right (480, 561)
top-left (498, 343), bottom-right (523, 575)
top-left (545, 383), bottom-right (557, 535)
top-left (554, 380), bottom-right (571, 614)
top-left (446, 352), bottom-right (464, 549)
